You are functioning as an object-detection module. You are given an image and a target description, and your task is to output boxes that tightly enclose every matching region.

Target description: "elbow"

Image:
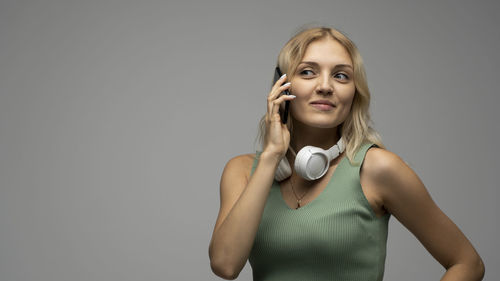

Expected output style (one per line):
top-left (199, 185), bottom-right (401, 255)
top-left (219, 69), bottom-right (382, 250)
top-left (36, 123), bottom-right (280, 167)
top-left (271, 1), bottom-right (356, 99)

top-left (209, 245), bottom-right (241, 280)
top-left (467, 253), bottom-right (485, 280)
top-left (475, 256), bottom-right (485, 280)
top-left (456, 255), bottom-right (485, 280)
top-left (210, 258), bottom-right (240, 280)
top-left (444, 253), bottom-right (485, 280)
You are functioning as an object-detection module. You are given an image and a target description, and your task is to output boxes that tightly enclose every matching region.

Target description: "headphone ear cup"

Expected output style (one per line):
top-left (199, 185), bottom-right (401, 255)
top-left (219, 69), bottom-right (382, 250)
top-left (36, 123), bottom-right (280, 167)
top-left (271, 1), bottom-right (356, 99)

top-left (294, 146), bottom-right (330, 180)
top-left (274, 157), bottom-right (292, 181)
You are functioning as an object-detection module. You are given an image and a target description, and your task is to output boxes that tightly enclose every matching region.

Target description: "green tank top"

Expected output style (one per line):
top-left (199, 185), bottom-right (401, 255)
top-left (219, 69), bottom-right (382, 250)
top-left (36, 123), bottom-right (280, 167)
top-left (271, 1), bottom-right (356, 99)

top-left (248, 142), bottom-right (390, 281)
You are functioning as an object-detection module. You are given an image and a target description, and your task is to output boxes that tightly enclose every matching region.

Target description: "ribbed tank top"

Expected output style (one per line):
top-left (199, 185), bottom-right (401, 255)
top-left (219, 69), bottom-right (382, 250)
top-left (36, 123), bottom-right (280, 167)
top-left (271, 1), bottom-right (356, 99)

top-left (248, 142), bottom-right (390, 281)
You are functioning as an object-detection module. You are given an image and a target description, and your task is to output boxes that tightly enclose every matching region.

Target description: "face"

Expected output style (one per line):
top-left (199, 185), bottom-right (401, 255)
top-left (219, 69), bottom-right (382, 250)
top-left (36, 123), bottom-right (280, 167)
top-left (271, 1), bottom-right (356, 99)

top-left (288, 38), bottom-right (355, 129)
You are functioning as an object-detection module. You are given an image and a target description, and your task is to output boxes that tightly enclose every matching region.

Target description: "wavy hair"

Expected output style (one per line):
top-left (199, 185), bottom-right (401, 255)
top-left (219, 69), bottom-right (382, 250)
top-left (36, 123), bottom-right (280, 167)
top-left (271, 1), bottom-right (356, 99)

top-left (256, 26), bottom-right (385, 165)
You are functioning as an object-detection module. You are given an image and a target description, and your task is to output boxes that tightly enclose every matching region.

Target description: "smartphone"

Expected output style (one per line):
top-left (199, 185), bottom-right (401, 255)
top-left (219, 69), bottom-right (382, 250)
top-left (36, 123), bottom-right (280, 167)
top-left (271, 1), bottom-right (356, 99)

top-left (273, 67), bottom-right (290, 124)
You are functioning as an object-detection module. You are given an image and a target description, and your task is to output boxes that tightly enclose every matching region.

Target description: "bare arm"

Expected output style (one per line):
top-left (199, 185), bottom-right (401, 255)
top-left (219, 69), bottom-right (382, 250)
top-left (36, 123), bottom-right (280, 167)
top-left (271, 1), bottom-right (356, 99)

top-left (364, 148), bottom-right (485, 280)
top-left (209, 152), bottom-right (279, 279)
top-left (209, 73), bottom-right (294, 279)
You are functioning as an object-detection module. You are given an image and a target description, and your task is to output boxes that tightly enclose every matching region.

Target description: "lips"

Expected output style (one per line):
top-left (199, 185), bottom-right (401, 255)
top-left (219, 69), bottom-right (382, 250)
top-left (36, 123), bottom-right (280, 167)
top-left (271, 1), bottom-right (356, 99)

top-left (310, 100), bottom-right (335, 111)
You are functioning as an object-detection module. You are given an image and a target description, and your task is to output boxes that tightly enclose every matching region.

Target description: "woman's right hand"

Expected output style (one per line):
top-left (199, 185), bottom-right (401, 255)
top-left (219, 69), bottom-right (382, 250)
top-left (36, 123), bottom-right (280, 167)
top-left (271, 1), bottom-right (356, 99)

top-left (262, 73), bottom-right (295, 161)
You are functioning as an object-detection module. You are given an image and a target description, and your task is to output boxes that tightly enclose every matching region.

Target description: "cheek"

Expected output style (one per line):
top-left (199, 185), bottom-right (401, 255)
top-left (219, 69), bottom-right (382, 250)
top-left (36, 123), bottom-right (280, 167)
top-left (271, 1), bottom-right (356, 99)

top-left (286, 84), bottom-right (309, 113)
top-left (289, 80), bottom-right (314, 97)
top-left (287, 101), bottom-right (299, 115)
top-left (287, 100), bottom-right (307, 121)
top-left (335, 87), bottom-right (355, 118)
top-left (337, 86), bottom-right (356, 104)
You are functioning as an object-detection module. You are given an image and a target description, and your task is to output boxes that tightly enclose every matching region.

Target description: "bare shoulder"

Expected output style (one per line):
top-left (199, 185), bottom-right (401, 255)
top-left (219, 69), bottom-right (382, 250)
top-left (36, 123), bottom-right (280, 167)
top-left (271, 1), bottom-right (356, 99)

top-left (363, 146), bottom-right (429, 212)
top-left (362, 146), bottom-right (410, 184)
top-left (213, 153), bottom-right (257, 235)
top-left (222, 153), bottom-right (257, 185)
top-left (360, 147), bottom-right (409, 215)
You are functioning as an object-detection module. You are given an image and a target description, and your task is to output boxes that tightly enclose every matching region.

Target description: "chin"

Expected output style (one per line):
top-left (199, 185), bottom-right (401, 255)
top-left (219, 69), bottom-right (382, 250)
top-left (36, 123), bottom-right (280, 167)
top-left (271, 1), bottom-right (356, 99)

top-left (294, 117), bottom-right (342, 129)
top-left (311, 123), bottom-right (339, 129)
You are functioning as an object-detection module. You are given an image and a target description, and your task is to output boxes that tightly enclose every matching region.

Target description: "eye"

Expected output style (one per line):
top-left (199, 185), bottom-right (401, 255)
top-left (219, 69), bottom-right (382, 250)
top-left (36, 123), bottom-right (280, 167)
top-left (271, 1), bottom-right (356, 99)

top-left (299, 69), bottom-right (315, 76)
top-left (334, 73), bottom-right (349, 81)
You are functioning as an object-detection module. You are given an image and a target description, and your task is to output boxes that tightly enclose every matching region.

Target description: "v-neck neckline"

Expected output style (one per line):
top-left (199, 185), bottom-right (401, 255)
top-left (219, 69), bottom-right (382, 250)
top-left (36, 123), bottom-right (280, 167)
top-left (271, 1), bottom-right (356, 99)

top-left (275, 154), bottom-right (347, 211)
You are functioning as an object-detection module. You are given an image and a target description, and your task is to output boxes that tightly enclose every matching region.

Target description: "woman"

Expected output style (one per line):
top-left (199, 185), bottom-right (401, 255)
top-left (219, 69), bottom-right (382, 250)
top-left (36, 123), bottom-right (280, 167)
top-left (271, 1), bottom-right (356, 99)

top-left (209, 27), bottom-right (484, 280)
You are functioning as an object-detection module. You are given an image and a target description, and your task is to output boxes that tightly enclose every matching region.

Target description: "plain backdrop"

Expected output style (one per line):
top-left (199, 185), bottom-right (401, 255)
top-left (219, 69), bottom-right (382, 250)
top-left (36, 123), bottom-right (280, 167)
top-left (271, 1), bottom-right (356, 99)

top-left (1, 0), bottom-right (498, 280)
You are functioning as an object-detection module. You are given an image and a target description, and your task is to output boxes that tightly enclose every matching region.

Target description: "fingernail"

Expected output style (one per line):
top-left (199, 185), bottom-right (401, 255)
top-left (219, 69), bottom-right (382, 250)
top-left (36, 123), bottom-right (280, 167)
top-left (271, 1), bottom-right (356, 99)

top-left (280, 73), bottom-right (286, 79)
top-left (289, 95), bottom-right (296, 98)
top-left (283, 82), bottom-right (291, 87)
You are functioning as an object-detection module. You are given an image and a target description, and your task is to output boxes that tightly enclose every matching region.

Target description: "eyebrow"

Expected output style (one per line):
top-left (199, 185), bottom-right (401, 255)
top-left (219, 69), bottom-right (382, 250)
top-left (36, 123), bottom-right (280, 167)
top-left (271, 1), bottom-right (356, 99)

top-left (299, 61), bottom-right (353, 69)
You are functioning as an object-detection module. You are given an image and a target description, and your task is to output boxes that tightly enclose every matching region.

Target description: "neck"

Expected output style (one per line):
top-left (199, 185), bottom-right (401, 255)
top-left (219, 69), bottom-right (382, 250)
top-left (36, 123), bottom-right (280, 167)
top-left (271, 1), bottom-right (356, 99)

top-left (285, 118), bottom-right (343, 186)
top-left (289, 119), bottom-right (341, 153)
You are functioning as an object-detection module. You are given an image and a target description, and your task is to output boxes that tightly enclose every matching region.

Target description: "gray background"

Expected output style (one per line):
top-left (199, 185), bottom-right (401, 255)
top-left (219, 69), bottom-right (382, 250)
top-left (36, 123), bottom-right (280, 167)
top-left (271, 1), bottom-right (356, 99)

top-left (0, 0), bottom-right (498, 280)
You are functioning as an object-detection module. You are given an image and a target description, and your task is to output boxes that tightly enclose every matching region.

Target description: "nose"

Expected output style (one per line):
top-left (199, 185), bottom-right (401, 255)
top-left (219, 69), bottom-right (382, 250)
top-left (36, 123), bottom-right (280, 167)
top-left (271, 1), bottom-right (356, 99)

top-left (315, 74), bottom-right (333, 96)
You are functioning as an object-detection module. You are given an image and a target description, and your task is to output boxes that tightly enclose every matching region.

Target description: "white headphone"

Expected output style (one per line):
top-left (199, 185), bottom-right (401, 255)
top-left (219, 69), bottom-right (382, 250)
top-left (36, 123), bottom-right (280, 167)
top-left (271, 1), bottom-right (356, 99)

top-left (274, 138), bottom-right (345, 181)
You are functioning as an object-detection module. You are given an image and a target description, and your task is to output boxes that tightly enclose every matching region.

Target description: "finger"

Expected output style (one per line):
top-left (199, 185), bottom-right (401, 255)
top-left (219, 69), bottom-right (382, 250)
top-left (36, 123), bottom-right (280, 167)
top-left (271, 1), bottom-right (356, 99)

top-left (269, 95), bottom-right (296, 115)
top-left (269, 73), bottom-right (288, 98)
top-left (268, 91), bottom-right (295, 117)
top-left (271, 73), bottom-right (288, 90)
top-left (270, 94), bottom-right (296, 116)
top-left (268, 82), bottom-right (291, 100)
top-left (267, 84), bottom-right (292, 111)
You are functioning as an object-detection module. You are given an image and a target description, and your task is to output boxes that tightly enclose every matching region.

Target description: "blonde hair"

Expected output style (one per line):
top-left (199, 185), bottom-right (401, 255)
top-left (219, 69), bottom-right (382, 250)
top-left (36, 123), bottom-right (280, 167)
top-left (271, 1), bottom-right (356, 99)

top-left (256, 26), bottom-right (385, 165)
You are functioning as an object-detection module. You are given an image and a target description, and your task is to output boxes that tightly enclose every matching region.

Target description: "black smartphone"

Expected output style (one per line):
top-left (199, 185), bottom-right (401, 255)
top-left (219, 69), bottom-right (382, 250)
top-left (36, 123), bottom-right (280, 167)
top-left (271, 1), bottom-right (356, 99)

top-left (273, 67), bottom-right (290, 124)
